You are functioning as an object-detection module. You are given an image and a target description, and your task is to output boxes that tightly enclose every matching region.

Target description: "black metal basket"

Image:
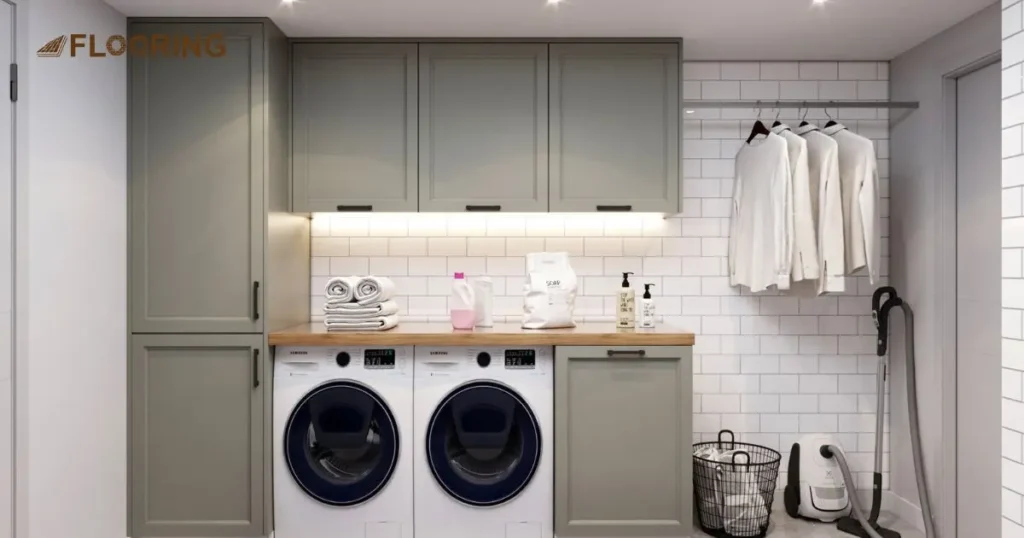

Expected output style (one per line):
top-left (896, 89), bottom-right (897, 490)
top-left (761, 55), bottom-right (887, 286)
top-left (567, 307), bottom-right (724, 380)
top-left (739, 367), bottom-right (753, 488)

top-left (693, 430), bottom-right (782, 538)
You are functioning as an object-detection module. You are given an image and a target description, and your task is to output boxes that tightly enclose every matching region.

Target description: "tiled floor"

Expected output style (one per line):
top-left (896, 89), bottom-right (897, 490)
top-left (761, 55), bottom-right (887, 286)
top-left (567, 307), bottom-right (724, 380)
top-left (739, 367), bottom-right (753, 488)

top-left (694, 512), bottom-right (923, 538)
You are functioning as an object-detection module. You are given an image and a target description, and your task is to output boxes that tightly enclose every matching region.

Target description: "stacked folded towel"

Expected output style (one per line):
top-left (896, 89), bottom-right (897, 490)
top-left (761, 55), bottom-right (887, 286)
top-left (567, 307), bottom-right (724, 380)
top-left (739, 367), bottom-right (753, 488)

top-left (323, 276), bottom-right (399, 331)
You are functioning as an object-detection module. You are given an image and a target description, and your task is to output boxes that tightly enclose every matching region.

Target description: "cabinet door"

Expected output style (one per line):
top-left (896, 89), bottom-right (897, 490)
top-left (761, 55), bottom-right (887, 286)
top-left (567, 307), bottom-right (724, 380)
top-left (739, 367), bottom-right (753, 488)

top-left (130, 334), bottom-right (265, 537)
top-left (130, 22), bottom-right (264, 334)
top-left (419, 44), bottom-right (548, 212)
top-left (554, 346), bottom-right (693, 537)
top-left (550, 44), bottom-right (679, 213)
top-left (292, 43), bottom-right (418, 212)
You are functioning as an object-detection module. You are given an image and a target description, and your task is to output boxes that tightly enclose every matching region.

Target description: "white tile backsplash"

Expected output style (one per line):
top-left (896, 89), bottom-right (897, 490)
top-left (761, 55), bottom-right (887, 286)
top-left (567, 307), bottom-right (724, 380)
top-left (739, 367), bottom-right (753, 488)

top-left (1008, 9), bottom-right (1024, 528)
top-left (309, 60), bottom-right (892, 489)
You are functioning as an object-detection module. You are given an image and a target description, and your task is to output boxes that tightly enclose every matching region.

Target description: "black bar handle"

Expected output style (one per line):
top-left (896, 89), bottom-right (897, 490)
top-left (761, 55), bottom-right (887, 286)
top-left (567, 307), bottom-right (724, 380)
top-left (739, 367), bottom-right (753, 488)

top-left (465, 205), bottom-right (501, 212)
top-left (606, 349), bottom-right (646, 358)
top-left (252, 281), bottom-right (260, 321)
top-left (597, 205), bottom-right (632, 212)
top-left (336, 205), bottom-right (373, 212)
top-left (252, 349), bottom-right (260, 388)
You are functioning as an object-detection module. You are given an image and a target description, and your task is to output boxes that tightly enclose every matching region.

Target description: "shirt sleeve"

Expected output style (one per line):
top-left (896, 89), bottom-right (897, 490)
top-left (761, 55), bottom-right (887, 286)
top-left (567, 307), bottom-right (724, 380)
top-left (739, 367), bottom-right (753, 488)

top-left (790, 140), bottom-right (820, 281)
top-left (773, 146), bottom-right (793, 290)
top-left (818, 144), bottom-right (846, 294)
top-left (728, 171), bottom-right (742, 287)
top-left (859, 143), bottom-right (881, 285)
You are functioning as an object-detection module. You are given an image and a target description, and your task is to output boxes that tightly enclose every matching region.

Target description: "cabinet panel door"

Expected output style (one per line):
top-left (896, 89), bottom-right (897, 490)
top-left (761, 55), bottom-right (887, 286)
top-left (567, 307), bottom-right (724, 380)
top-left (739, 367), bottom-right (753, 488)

top-left (419, 44), bottom-right (548, 212)
top-left (555, 346), bottom-right (693, 537)
top-left (130, 22), bottom-right (264, 334)
top-left (292, 43), bottom-right (418, 212)
top-left (130, 334), bottom-right (264, 537)
top-left (550, 44), bottom-right (679, 213)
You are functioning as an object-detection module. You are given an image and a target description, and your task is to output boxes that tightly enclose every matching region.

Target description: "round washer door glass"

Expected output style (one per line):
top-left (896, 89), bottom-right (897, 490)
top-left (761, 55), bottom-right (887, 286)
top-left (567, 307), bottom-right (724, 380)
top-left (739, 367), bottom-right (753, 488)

top-left (284, 380), bottom-right (399, 506)
top-left (426, 381), bottom-right (541, 506)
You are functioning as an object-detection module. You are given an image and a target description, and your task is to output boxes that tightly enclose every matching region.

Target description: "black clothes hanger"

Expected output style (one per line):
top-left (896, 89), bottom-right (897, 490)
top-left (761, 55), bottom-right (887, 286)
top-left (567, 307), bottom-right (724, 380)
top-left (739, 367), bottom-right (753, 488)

top-left (824, 103), bottom-right (838, 128)
top-left (746, 102), bottom-right (771, 144)
top-left (798, 104), bottom-right (812, 128)
top-left (771, 107), bottom-right (785, 129)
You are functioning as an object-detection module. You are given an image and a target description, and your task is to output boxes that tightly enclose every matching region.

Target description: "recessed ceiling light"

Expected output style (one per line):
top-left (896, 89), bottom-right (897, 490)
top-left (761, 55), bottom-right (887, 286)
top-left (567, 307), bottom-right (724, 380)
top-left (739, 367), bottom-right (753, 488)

top-left (811, 0), bottom-right (829, 5)
top-left (546, 0), bottom-right (564, 6)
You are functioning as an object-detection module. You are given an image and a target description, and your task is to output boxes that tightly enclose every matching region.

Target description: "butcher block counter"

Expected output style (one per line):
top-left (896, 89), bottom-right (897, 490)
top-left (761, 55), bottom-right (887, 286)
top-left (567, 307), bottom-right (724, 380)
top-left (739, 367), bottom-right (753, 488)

top-left (268, 322), bottom-right (696, 346)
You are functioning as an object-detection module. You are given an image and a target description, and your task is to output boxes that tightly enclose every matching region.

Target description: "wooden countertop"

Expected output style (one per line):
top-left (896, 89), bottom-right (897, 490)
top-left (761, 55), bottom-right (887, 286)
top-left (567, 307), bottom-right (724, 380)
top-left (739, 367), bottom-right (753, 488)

top-left (269, 322), bottom-right (696, 347)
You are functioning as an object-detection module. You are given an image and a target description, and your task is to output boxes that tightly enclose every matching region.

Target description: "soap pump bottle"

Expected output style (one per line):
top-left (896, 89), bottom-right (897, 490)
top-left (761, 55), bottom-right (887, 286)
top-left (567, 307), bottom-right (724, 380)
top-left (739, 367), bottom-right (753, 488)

top-left (617, 272), bottom-right (636, 329)
top-left (640, 284), bottom-right (656, 328)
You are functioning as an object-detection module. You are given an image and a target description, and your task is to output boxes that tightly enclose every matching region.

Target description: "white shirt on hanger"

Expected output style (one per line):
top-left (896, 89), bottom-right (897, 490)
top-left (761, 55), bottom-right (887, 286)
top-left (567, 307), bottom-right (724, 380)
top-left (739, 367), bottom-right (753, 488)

top-left (729, 132), bottom-right (793, 293)
top-left (772, 124), bottom-right (820, 283)
top-left (794, 123), bottom-right (846, 294)
top-left (825, 123), bottom-right (880, 284)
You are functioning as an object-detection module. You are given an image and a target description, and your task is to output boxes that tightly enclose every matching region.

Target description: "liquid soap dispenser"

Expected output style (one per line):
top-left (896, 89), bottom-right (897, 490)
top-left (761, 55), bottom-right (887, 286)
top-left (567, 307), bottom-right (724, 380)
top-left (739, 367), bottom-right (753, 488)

top-left (617, 272), bottom-right (636, 329)
top-left (640, 283), bottom-right (656, 328)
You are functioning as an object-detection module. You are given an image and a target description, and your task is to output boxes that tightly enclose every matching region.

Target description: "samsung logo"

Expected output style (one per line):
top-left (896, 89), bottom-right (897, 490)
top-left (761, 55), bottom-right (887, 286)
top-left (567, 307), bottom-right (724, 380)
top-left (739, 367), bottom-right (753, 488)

top-left (429, 351), bottom-right (448, 356)
top-left (288, 351), bottom-right (308, 356)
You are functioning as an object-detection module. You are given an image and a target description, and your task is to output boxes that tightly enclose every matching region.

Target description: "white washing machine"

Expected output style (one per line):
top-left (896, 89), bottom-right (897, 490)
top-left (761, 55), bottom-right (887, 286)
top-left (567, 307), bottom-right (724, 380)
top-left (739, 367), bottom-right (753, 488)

top-left (414, 346), bottom-right (553, 538)
top-left (274, 346), bottom-right (413, 538)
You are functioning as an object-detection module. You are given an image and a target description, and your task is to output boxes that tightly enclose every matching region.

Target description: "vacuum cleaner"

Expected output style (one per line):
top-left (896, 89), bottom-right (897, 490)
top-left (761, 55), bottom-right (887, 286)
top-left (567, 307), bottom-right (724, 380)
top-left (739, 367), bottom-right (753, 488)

top-left (784, 286), bottom-right (936, 538)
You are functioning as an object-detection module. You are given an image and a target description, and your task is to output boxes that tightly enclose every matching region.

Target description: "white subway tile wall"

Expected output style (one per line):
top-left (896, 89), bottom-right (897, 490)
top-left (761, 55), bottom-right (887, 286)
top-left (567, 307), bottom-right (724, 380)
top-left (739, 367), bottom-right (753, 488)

top-left (1005, 4), bottom-right (1024, 535)
top-left (309, 60), bottom-right (891, 490)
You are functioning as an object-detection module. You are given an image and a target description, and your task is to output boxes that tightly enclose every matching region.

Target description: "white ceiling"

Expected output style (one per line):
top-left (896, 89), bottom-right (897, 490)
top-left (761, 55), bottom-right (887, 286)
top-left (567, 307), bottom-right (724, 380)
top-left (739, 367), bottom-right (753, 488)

top-left (103, 0), bottom-right (996, 60)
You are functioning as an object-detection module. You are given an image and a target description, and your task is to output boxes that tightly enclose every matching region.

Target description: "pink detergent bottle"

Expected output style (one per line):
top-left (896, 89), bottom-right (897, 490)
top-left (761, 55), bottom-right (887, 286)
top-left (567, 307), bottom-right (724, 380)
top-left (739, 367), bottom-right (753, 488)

top-left (450, 272), bottom-right (476, 330)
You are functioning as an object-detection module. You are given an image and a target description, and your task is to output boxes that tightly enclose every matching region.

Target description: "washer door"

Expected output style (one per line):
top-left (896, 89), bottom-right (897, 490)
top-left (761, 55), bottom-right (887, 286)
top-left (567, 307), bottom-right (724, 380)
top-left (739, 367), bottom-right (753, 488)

top-left (284, 380), bottom-right (399, 506)
top-left (426, 381), bottom-right (541, 506)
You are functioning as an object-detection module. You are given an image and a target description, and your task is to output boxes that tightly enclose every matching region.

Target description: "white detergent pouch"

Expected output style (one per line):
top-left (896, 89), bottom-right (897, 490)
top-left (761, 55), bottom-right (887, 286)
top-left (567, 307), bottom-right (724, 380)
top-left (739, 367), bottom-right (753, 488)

top-left (522, 252), bottom-right (578, 329)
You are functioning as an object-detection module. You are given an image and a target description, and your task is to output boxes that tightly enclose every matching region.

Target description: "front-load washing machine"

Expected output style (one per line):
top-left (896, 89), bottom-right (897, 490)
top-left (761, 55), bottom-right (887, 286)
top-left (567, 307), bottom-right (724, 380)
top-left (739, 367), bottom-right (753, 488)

top-left (414, 346), bottom-right (553, 538)
top-left (274, 346), bottom-right (413, 538)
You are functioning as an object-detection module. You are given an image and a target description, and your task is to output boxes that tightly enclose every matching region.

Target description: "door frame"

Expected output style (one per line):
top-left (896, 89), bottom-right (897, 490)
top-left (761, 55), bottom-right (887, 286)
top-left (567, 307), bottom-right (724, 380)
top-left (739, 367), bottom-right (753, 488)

top-left (937, 50), bottom-right (1001, 536)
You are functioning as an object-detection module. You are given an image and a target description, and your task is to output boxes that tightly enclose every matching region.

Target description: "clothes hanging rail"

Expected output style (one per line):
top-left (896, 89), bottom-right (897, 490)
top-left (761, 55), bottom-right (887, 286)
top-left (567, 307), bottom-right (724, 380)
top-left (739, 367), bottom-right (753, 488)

top-left (681, 99), bottom-right (919, 109)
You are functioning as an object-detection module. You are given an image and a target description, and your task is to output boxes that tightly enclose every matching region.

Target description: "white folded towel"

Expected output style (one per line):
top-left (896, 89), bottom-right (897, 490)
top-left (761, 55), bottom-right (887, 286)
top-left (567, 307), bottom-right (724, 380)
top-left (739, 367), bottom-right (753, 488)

top-left (324, 314), bottom-right (400, 331)
top-left (323, 299), bottom-right (399, 316)
top-left (325, 276), bottom-right (359, 302)
top-left (354, 276), bottom-right (397, 305)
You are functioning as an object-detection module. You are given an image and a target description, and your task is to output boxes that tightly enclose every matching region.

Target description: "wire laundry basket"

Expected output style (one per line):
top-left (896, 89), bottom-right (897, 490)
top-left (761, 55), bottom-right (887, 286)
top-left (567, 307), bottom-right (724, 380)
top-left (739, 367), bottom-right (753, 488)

top-left (693, 430), bottom-right (781, 538)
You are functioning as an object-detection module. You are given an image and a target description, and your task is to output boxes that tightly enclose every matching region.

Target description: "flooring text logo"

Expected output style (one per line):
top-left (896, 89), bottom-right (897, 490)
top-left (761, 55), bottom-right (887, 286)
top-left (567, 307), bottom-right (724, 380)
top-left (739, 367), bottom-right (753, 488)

top-left (37, 33), bottom-right (227, 58)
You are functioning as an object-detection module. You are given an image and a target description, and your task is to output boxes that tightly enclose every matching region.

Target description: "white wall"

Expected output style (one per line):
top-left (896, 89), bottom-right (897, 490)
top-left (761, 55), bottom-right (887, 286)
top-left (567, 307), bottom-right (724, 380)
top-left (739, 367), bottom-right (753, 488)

top-left (310, 60), bottom-right (894, 491)
top-left (888, 3), bottom-right (1000, 529)
top-left (1003, 2), bottom-right (1024, 536)
top-left (16, 1), bottom-right (127, 538)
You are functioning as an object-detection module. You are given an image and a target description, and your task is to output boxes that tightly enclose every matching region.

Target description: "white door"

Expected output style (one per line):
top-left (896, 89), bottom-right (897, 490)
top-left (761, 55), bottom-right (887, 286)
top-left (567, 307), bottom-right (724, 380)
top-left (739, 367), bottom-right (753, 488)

top-left (955, 61), bottom-right (1001, 538)
top-left (0, 3), bottom-right (12, 538)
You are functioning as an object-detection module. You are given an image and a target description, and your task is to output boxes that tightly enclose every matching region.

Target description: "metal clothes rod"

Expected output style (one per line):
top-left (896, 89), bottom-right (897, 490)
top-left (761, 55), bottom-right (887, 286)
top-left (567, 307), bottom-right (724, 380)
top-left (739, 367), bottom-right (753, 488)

top-left (681, 100), bottom-right (919, 109)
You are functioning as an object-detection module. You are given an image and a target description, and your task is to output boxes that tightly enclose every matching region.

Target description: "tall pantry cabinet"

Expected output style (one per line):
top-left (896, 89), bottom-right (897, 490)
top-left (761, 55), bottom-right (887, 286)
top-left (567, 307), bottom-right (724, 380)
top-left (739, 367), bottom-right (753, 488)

top-left (127, 19), bottom-right (308, 537)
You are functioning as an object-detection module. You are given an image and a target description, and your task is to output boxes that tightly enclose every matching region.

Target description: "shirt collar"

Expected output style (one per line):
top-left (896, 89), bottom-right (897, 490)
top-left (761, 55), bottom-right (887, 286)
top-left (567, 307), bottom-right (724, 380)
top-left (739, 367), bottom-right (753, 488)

top-left (823, 123), bottom-right (847, 136)
top-left (770, 123), bottom-right (791, 135)
top-left (792, 123), bottom-right (819, 135)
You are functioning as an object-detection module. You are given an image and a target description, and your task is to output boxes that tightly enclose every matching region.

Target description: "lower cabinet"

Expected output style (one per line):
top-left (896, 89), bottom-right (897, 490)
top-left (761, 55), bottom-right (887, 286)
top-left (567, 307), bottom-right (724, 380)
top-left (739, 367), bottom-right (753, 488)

top-left (130, 334), bottom-right (266, 537)
top-left (554, 346), bottom-right (693, 537)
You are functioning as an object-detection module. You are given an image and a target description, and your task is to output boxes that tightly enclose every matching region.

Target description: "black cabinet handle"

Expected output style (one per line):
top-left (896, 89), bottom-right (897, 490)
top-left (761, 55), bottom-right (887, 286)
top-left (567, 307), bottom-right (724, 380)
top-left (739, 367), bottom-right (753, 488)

top-left (252, 349), bottom-right (260, 388)
top-left (252, 281), bottom-right (260, 321)
top-left (465, 205), bottom-right (501, 212)
top-left (336, 205), bottom-right (373, 212)
top-left (607, 350), bottom-right (646, 358)
top-left (597, 205), bottom-right (633, 212)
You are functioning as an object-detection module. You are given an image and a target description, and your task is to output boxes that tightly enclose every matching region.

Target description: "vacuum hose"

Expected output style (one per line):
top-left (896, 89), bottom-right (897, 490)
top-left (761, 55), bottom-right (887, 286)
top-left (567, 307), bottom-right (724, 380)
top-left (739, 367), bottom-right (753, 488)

top-left (826, 446), bottom-right (886, 538)
top-left (899, 304), bottom-right (937, 538)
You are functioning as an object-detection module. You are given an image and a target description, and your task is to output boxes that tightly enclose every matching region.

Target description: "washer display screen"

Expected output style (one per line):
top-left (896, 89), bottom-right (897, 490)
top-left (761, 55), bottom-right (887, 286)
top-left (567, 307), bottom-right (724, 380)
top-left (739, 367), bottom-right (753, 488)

top-left (425, 381), bottom-right (541, 506)
top-left (283, 380), bottom-right (399, 506)
top-left (364, 349), bottom-right (396, 369)
top-left (504, 349), bottom-right (536, 369)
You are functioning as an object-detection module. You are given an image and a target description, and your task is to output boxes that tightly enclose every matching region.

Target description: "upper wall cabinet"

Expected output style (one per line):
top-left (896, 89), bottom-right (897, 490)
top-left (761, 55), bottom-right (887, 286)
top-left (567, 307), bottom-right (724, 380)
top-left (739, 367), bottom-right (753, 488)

top-left (130, 22), bottom-right (265, 334)
top-left (549, 43), bottom-right (679, 213)
top-left (292, 43), bottom-right (418, 212)
top-left (419, 44), bottom-right (549, 212)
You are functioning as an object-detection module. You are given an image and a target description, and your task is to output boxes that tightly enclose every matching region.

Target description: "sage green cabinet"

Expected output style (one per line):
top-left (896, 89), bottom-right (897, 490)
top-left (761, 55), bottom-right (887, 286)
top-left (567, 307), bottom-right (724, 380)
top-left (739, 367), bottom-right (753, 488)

top-left (130, 334), bottom-right (265, 537)
top-left (555, 346), bottom-right (693, 537)
top-left (549, 44), bottom-right (680, 213)
top-left (129, 22), bottom-right (264, 334)
top-left (418, 44), bottom-right (549, 212)
top-left (292, 43), bottom-right (418, 212)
